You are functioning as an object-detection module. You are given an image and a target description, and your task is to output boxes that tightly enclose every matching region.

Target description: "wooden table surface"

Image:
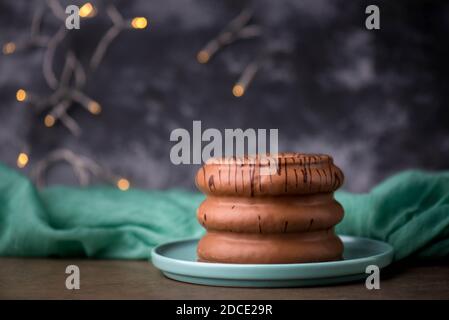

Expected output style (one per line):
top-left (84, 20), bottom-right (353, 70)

top-left (0, 258), bottom-right (448, 299)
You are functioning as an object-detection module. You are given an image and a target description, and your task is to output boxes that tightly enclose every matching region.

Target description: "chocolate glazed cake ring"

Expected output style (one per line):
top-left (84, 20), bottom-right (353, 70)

top-left (195, 153), bottom-right (344, 197)
top-left (197, 194), bottom-right (344, 234)
top-left (195, 153), bottom-right (345, 264)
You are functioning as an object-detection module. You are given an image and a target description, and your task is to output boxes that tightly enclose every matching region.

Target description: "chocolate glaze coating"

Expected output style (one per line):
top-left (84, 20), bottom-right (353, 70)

top-left (198, 194), bottom-right (344, 233)
top-left (198, 230), bottom-right (343, 264)
top-left (195, 153), bottom-right (344, 197)
top-left (195, 153), bottom-right (345, 264)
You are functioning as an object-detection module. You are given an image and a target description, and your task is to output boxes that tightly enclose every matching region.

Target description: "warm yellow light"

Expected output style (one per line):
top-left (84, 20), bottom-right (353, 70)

top-left (197, 50), bottom-right (210, 64)
top-left (117, 178), bottom-right (130, 191)
top-left (232, 84), bottom-right (245, 97)
top-left (16, 89), bottom-right (27, 102)
top-left (44, 114), bottom-right (55, 127)
top-left (79, 3), bottom-right (96, 18)
top-left (16, 152), bottom-right (29, 168)
top-left (2, 42), bottom-right (16, 55)
top-left (88, 101), bottom-right (101, 115)
top-left (131, 17), bottom-right (148, 29)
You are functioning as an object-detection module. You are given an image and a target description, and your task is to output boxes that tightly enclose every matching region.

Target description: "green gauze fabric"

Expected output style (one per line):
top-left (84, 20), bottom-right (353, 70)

top-left (0, 163), bottom-right (448, 260)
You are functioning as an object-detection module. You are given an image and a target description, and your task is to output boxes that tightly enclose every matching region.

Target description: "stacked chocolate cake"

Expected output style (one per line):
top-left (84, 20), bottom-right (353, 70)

top-left (195, 153), bottom-right (345, 264)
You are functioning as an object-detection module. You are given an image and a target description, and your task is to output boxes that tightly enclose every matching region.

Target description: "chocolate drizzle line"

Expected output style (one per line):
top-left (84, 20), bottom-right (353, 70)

top-left (322, 168), bottom-right (328, 186)
top-left (284, 157), bottom-right (288, 192)
top-left (308, 156), bottom-right (312, 192)
top-left (307, 218), bottom-right (314, 232)
top-left (208, 175), bottom-right (216, 192)
top-left (301, 168), bottom-right (307, 184)
top-left (283, 221), bottom-right (288, 233)
top-left (333, 171), bottom-right (341, 189)
top-left (294, 169), bottom-right (298, 188)
top-left (317, 169), bottom-right (322, 192)
top-left (234, 164), bottom-right (238, 193)
top-left (249, 163), bottom-right (256, 197)
top-left (276, 158), bottom-right (282, 175)
top-left (258, 215), bottom-right (262, 233)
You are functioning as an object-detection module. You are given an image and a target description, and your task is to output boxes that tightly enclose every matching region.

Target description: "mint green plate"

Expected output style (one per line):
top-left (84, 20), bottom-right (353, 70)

top-left (151, 235), bottom-right (394, 287)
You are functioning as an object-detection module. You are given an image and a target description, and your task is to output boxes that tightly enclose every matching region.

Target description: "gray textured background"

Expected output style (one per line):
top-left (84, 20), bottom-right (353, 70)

top-left (0, 0), bottom-right (448, 192)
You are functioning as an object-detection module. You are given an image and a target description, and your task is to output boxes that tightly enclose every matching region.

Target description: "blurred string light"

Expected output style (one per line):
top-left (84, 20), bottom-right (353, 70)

top-left (117, 178), bottom-right (130, 191)
top-left (232, 84), bottom-right (245, 98)
top-left (88, 101), bottom-right (102, 114)
top-left (4, 1), bottom-right (142, 189)
top-left (2, 42), bottom-right (16, 55)
top-left (232, 59), bottom-right (260, 98)
top-left (131, 17), bottom-right (148, 29)
top-left (16, 152), bottom-right (29, 168)
top-left (196, 8), bottom-right (264, 98)
top-left (16, 89), bottom-right (27, 102)
top-left (44, 114), bottom-right (56, 127)
top-left (4, 1), bottom-right (149, 134)
top-left (196, 50), bottom-right (210, 64)
top-left (79, 2), bottom-right (96, 18)
top-left (32, 149), bottom-right (131, 190)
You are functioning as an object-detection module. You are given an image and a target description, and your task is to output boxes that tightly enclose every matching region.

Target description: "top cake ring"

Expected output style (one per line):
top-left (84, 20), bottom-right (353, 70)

top-left (195, 153), bottom-right (344, 197)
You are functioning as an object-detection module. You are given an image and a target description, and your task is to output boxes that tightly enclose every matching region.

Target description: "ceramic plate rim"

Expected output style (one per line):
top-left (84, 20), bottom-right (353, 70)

top-left (151, 235), bottom-right (394, 280)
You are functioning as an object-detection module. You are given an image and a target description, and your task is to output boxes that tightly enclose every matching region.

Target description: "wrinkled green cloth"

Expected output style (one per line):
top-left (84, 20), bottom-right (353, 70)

top-left (0, 163), bottom-right (448, 260)
top-left (336, 170), bottom-right (449, 260)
